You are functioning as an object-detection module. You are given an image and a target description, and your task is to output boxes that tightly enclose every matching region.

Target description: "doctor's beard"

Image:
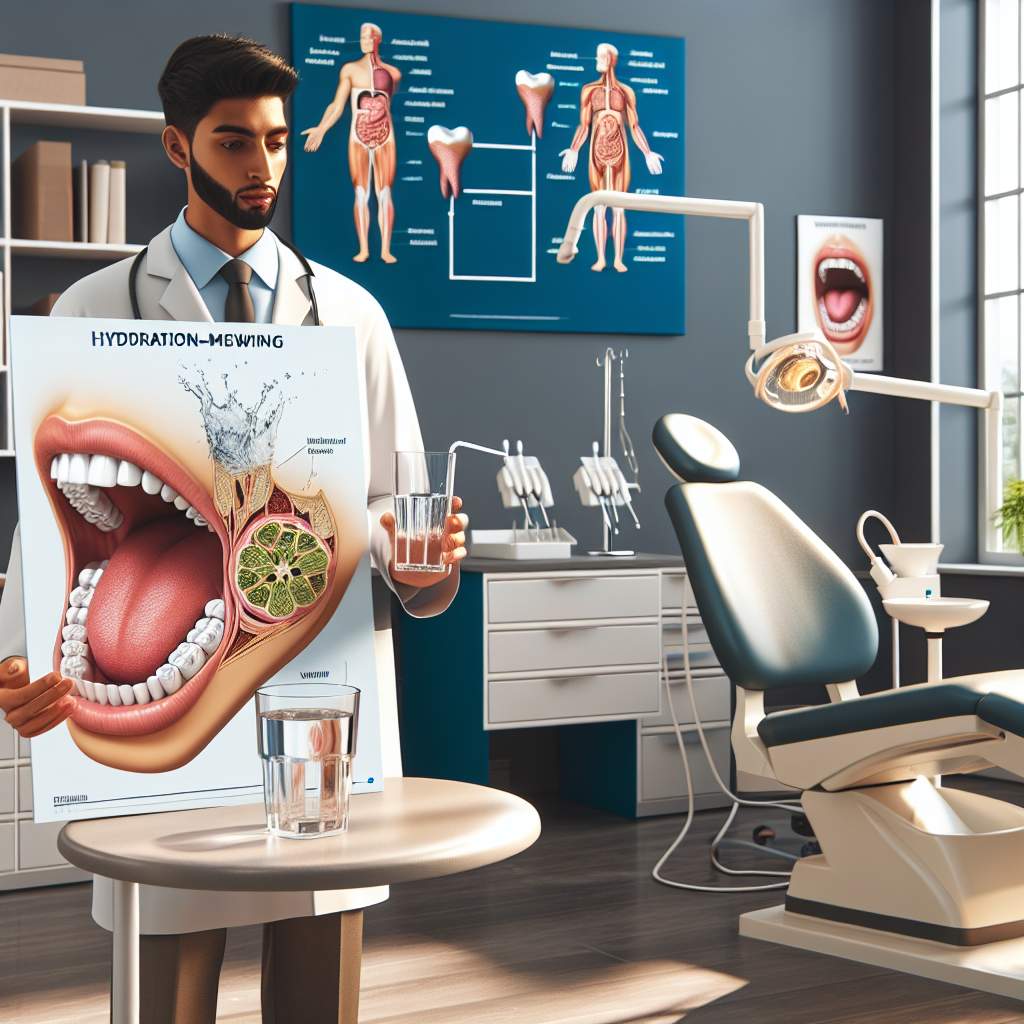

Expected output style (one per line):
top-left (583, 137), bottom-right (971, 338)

top-left (188, 154), bottom-right (279, 230)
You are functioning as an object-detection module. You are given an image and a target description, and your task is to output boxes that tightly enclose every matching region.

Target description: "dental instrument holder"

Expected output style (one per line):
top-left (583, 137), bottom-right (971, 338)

top-left (857, 510), bottom-right (987, 684)
top-left (574, 454), bottom-right (637, 556)
top-left (478, 443), bottom-right (578, 558)
top-left (582, 348), bottom-right (641, 556)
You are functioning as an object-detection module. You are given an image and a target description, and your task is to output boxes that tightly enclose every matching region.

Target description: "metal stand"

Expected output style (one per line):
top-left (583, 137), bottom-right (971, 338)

top-left (588, 347), bottom-right (636, 556)
top-left (112, 878), bottom-right (140, 1024)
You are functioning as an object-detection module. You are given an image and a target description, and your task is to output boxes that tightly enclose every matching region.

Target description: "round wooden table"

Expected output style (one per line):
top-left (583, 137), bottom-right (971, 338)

top-left (59, 777), bottom-right (541, 1024)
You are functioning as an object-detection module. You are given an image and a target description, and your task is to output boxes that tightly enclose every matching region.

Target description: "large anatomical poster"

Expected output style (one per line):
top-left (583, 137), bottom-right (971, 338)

top-left (291, 4), bottom-right (686, 335)
top-left (10, 316), bottom-right (382, 823)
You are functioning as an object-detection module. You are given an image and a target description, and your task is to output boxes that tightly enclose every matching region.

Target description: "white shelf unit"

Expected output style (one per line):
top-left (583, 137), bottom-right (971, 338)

top-left (0, 99), bottom-right (163, 456)
top-left (0, 100), bottom-right (161, 889)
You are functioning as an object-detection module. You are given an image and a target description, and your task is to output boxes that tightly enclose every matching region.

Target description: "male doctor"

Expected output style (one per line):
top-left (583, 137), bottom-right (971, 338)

top-left (0, 35), bottom-right (469, 1023)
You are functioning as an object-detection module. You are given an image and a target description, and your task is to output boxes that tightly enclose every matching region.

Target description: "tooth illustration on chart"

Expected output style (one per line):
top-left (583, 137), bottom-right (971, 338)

top-left (515, 70), bottom-right (554, 138)
top-left (31, 363), bottom-right (349, 775)
top-left (427, 125), bottom-right (473, 199)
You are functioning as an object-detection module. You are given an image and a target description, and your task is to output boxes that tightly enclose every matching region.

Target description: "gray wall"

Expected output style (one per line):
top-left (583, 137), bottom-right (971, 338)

top-left (1, 0), bottom-right (902, 569)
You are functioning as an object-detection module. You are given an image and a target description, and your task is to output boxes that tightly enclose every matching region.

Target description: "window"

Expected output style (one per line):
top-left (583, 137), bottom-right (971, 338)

top-left (981, 0), bottom-right (1024, 559)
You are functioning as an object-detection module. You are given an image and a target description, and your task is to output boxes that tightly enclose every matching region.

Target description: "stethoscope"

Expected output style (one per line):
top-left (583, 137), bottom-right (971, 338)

top-left (127, 234), bottom-right (321, 325)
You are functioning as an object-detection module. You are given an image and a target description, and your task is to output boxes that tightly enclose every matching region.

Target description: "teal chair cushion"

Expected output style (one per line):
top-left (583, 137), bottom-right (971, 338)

top-left (665, 480), bottom-right (878, 691)
top-left (758, 683), bottom-right (983, 747)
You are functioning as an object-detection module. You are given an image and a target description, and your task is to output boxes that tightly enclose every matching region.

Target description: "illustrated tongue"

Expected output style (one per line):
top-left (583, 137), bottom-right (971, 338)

top-left (88, 517), bottom-right (222, 684)
top-left (824, 289), bottom-right (861, 324)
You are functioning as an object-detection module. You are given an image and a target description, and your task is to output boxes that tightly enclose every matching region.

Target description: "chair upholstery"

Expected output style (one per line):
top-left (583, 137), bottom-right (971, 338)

top-left (652, 413), bottom-right (741, 483)
top-left (664, 480), bottom-right (878, 691)
top-left (758, 683), bottom-right (983, 747)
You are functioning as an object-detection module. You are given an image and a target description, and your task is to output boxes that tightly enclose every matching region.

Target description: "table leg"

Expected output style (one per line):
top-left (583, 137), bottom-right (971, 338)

top-left (112, 879), bottom-right (140, 1024)
top-left (340, 910), bottom-right (363, 1024)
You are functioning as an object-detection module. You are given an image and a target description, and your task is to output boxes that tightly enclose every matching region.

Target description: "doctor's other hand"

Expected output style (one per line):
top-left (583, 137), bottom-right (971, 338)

top-left (380, 495), bottom-right (468, 590)
top-left (301, 126), bottom-right (327, 153)
top-left (645, 151), bottom-right (664, 175)
top-left (559, 148), bottom-right (579, 174)
top-left (0, 657), bottom-right (75, 738)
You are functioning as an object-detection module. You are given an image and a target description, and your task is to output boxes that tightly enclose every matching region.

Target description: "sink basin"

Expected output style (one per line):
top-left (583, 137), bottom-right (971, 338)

top-left (878, 543), bottom-right (944, 578)
top-left (882, 597), bottom-right (989, 632)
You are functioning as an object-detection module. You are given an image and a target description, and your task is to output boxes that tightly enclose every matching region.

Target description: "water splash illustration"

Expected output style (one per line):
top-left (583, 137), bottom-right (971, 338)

top-left (180, 368), bottom-right (290, 475)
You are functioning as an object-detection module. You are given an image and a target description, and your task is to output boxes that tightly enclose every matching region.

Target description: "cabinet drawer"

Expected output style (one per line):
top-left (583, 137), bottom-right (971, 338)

top-left (661, 573), bottom-right (688, 610)
top-left (488, 670), bottom-right (659, 725)
top-left (487, 574), bottom-right (660, 624)
top-left (488, 623), bottom-right (661, 675)
top-left (18, 766), bottom-right (32, 815)
top-left (641, 727), bottom-right (731, 802)
top-left (664, 645), bottom-right (720, 672)
top-left (0, 720), bottom-right (14, 761)
top-left (18, 819), bottom-right (66, 870)
top-left (0, 823), bottom-right (13, 874)
top-left (663, 617), bottom-right (709, 648)
top-left (643, 672), bottom-right (731, 729)
top-left (0, 767), bottom-right (13, 816)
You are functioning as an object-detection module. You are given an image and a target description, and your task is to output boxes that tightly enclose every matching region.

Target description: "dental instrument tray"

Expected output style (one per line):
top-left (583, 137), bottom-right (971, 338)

top-left (469, 526), bottom-right (577, 560)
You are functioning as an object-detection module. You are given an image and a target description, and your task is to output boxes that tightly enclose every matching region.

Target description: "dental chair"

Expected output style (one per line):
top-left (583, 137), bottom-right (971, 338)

top-left (654, 413), bottom-right (1024, 993)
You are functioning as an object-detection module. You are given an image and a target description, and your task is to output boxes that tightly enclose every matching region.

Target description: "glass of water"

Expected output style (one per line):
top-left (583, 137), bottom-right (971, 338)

top-left (256, 682), bottom-right (360, 839)
top-left (393, 451), bottom-right (456, 573)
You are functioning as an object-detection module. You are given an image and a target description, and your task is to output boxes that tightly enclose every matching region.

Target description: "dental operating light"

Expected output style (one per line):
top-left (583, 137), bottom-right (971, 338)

top-left (746, 331), bottom-right (1004, 549)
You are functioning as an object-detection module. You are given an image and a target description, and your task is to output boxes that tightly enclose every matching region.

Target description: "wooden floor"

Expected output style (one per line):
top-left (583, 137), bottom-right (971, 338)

top-left (4, 782), bottom-right (1024, 1023)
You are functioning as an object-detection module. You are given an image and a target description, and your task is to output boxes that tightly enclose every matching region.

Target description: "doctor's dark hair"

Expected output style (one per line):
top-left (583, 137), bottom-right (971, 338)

top-left (158, 35), bottom-right (298, 139)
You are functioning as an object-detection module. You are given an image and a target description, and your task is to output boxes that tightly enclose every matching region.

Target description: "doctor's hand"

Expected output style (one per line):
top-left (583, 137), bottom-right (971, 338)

top-left (301, 126), bottom-right (327, 153)
top-left (0, 657), bottom-right (75, 738)
top-left (560, 148), bottom-right (579, 174)
top-left (380, 495), bottom-right (468, 590)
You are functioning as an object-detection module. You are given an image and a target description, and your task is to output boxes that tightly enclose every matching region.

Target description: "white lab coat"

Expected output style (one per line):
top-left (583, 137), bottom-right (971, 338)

top-left (0, 224), bottom-right (459, 932)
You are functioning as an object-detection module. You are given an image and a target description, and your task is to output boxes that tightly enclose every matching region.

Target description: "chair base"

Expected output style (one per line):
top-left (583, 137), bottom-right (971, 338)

top-left (740, 905), bottom-right (1024, 1000)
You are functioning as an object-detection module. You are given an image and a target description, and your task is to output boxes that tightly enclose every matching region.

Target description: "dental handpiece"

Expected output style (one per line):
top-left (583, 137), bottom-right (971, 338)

top-left (611, 461), bottom-right (641, 529)
top-left (502, 440), bottom-right (533, 526)
top-left (592, 443), bottom-right (620, 524)
top-left (580, 464), bottom-right (612, 533)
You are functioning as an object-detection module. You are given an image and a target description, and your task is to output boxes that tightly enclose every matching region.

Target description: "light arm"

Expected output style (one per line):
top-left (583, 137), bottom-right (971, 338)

top-left (556, 190), bottom-right (765, 349)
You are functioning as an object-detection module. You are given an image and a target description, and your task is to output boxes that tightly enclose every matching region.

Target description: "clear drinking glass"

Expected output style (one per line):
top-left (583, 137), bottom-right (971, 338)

top-left (255, 683), bottom-right (360, 839)
top-left (393, 451), bottom-right (456, 573)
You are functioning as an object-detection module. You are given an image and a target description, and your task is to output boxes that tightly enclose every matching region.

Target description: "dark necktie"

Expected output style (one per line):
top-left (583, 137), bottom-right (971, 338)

top-left (219, 259), bottom-right (255, 323)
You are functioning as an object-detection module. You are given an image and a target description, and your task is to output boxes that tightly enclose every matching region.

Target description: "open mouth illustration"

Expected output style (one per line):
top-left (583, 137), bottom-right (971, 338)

top-left (32, 404), bottom-right (353, 774)
top-left (813, 234), bottom-right (873, 354)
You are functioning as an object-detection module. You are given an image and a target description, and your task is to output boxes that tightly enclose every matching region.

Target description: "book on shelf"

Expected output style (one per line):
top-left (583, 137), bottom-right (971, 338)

top-left (88, 159), bottom-right (109, 245)
top-left (12, 141), bottom-right (73, 242)
top-left (82, 159), bottom-right (127, 245)
top-left (74, 159), bottom-right (88, 243)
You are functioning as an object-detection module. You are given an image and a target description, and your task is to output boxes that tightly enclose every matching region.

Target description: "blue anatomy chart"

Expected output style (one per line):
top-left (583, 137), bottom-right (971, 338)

top-left (290, 5), bottom-right (685, 334)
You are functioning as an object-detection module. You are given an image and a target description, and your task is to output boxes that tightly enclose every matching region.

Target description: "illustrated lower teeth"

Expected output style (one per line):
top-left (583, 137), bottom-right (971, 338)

top-left (66, 593), bottom-right (225, 707)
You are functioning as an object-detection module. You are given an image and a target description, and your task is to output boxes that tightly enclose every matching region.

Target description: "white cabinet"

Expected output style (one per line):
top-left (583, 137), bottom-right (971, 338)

top-left (0, 716), bottom-right (86, 890)
top-left (482, 569), bottom-right (665, 730)
top-left (633, 568), bottom-right (732, 817)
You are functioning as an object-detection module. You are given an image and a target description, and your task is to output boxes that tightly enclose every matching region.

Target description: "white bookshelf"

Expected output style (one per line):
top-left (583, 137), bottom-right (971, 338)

top-left (0, 99), bottom-right (163, 887)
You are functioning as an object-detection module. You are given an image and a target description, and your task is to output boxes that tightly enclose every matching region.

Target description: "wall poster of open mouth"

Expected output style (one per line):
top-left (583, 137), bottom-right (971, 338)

top-left (797, 214), bottom-right (883, 372)
top-left (9, 315), bottom-right (382, 823)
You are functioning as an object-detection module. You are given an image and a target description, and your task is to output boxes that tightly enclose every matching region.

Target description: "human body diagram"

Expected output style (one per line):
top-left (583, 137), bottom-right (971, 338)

top-left (560, 43), bottom-right (663, 272)
top-left (302, 23), bottom-right (401, 264)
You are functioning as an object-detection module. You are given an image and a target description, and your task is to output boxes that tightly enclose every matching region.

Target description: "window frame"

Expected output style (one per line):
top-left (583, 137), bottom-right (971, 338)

top-left (979, 0), bottom-right (1023, 564)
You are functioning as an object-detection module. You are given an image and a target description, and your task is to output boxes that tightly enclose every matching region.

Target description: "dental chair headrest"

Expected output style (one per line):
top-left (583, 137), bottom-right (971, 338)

top-left (652, 414), bottom-right (740, 484)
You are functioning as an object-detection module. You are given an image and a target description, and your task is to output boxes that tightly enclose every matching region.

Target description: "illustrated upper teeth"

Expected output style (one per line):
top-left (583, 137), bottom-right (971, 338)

top-left (818, 257), bottom-right (865, 283)
top-left (51, 453), bottom-right (212, 532)
top-left (116, 461), bottom-right (143, 487)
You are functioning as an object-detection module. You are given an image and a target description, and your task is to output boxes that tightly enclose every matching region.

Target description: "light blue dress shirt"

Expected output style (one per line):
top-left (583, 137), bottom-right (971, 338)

top-left (169, 208), bottom-right (279, 324)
